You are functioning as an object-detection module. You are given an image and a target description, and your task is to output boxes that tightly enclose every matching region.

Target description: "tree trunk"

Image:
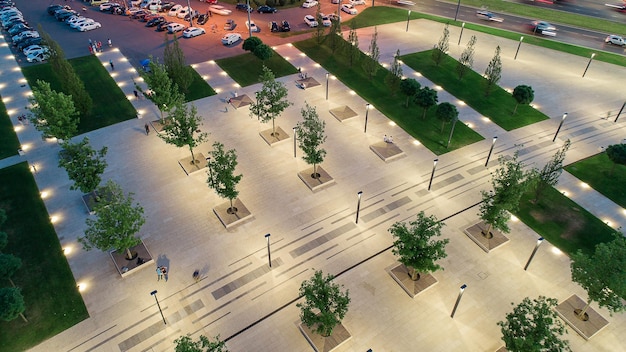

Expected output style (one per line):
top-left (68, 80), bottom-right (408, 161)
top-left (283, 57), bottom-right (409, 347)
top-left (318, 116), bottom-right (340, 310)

top-left (229, 198), bottom-right (235, 213)
top-left (410, 267), bottom-right (420, 281)
top-left (513, 103), bottom-right (519, 115)
top-left (271, 117), bottom-right (276, 137)
top-left (405, 96), bottom-right (409, 108)
top-left (482, 223), bottom-right (493, 238)
top-left (159, 108), bottom-right (163, 121)
top-left (441, 121), bottom-right (445, 133)
top-left (189, 146), bottom-right (196, 165)
top-left (313, 163), bottom-right (318, 179)
top-left (422, 108), bottom-right (427, 119)
top-left (9, 278), bottom-right (16, 287)
top-left (20, 312), bottom-right (28, 323)
top-left (577, 299), bottom-right (592, 320)
top-left (126, 248), bottom-right (133, 260)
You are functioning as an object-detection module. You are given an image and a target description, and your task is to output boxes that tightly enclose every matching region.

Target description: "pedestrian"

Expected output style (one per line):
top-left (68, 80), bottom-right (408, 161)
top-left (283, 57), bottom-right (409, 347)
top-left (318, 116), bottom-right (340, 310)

top-left (107, 38), bottom-right (112, 47)
top-left (88, 45), bottom-right (93, 54)
top-left (160, 266), bottom-right (168, 281)
top-left (388, 136), bottom-right (393, 143)
top-left (109, 59), bottom-right (114, 71)
top-left (97, 41), bottom-right (102, 52)
top-left (88, 38), bottom-right (92, 46)
top-left (92, 44), bottom-right (97, 53)
top-left (383, 134), bottom-right (388, 143)
top-left (193, 270), bottom-right (200, 283)
top-left (144, 123), bottom-right (150, 135)
top-left (133, 90), bottom-right (139, 99)
top-left (156, 266), bottom-right (162, 281)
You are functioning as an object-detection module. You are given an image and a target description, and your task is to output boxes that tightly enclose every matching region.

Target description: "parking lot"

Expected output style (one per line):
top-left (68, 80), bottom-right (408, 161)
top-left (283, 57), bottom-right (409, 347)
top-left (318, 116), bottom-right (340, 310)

top-left (11, 0), bottom-right (364, 68)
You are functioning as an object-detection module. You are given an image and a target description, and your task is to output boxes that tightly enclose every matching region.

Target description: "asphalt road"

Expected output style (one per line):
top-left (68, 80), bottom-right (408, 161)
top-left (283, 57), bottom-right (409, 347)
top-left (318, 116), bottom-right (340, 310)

top-left (512, 0), bottom-right (626, 21)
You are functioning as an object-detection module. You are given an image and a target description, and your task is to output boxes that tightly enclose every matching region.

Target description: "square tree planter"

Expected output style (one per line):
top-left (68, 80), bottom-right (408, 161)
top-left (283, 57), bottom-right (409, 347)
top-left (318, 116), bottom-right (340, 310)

top-left (298, 321), bottom-right (351, 352)
top-left (178, 152), bottom-right (207, 176)
top-left (298, 166), bottom-right (335, 192)
top-left (81, 189), bottom-right (114, 215)
top-left (555, 295), bottom-right (609, 340)
top-left (386, 263), bottom-right (438, 298)
top-left (464, 221), bottom-right (509, 253)
top-left (213, 198), bottom-right (253, 229)
top-left (259, 126), bottom-right (290, 146)
top-left (109, 240), bottom-right (154, 277)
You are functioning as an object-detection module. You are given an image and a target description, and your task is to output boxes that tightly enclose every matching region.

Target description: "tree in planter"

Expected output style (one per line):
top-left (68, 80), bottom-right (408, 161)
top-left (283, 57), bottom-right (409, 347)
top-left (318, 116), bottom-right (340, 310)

top-left (530, 139), bottom-right (570, 203)
top-left (159, 102), bottom-right (209, 166)
top-left (456, 35), bottom-right (477, 80)
top-left (605, 143), bottom-right (626, 176)
top-left (0, 253), bottom-right (22, 287)
top-left (296, 103), bottom-right (327, 179)
top-left (58, 137), bottom-right (108, 194)
top-left (345, 20), bottom-right (359, 67)
top-left (79, 180), bottom-right (145, 260)
top-left (0, 287), bottom-right (26, 322)
top-left (414, 87), bottom-right (438, 119)
top-left (164, 34), bottom-right (193, 94)
top-left (206, 142), bottom-right (243, 214)
top-left (512, 85), bottom-right (534, 115)
top-left (432, 24), bottom-right (450, 66)
top-left (362, 27), bottom-right (380, 79)
top-left (497, 296), bottom-right (571, 352)
top-left (484, 46), bottom-right (502, 96)
top-left (297, 270), bottom-right (350, 337)
top-left (399, 78), bottom-right (420, 108)
top-left (384, 49), bottom-right (403, 97)
top-left (389, 211), bottom-right (449, 281)
top-left (570, 233), bottom-right (626, 320)
top-left (249, 66), bottom-right (292, 137)
top-left (479, 151), bottom-right (531, 237)
top-left (174, 334), bottom-right (228, 352)
top-left (435, 102), bottom-right (458, 133)
top-left (141, 58), bottom-right (185, 121)
top-left (28, 80), bottom-right (79, 141)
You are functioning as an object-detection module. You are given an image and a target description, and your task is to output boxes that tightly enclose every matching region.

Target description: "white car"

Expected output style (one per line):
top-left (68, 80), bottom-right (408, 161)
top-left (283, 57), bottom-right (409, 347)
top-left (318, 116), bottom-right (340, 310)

top-left (70, 18), bottom-right (95, 29)
top-left (168, 4), bottom-right (182, 16)
top-left (341, 4), bottom-right (358, 15)
top-left (246, 20), bottom-right (259, 32)
top-left (99, 3), bottom-right (118, 11)
top-left (77, 21), bottom-right (102, 32)
top-left (26, 51), bottom-right (49, 63)
top-left (167, 22), bottom-right (185, 33)
top-left (304, 15), bottom-right (318, 28)
top-left (221, 32), bottom-right (242, 45)
top-left (605, 34), bottom-right (626, 46)
top-left (350, 0), bottom-right (366, 5)
top-left (209, 5), bottom-right (232, 15)
top-left (12, 31), bottom-right (39, 43)
top-left (302, 0), bottom-right (318, 8)
top-left (23, 45), bottom-right (49, 56)
top-left (318, 14), bottom-right (331, 27)
top-left (182, 26), bottom-right (205, 38)
top-left (177, 6), bottom-right (192, 19)
top-left (66, 16), bottom-right (86, 25)
top-left (475, 10), bottom-right (504, 22)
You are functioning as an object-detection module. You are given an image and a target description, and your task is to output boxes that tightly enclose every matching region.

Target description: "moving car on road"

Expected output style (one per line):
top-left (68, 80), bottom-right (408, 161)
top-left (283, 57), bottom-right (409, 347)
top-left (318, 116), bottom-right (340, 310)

top-left (221, 32), bottom-right (242, 45)
top-left (605, 34), bottom-right (626, 46)
top-left (529, 20), bottom-right (556, 36)
top-left (476, 10), bottom-right (503, 22)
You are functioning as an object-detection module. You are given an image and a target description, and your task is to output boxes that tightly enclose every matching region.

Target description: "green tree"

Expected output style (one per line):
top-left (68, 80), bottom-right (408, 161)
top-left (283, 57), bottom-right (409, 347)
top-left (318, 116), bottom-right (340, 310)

top-left (399, 78), bottom-right (420, 108)
top-left (314, 3), bottom-right (324, 43)
top-left (605, 143), bottom-right (626, 176)
top-left (140, 58), bottom-right (184, 121)
top-left (296, 103), bottom-right (327, 179)
top-left (484, 46), bottom-right (502, 96)
top-left (456, 35), bottom-right (476, 80)
top-left (432, 24), bottom-right (449, 66)
top-left (28, 80), bottom-right (79, 141)
top-left (327, 17), bottom-right (343, 53)
top-left (242, 36), bottom-right (263, 52)
top-left (512, 85), bottom-right (534, 114)
top-left (530, 139), bottom-right (570, 202)
top-left (0, 287), bottom-right (26, 322)
top-left (389, 211), bottom-right (449, 281)
top-left (345, 20), bottom-right (359, 67)
top-left (414, 87), bottom-right (438, 119)
top-left (159, 103), bottom-right (209, 166)
top-left (479, 151), bottom-right (530, 237)
top-left (362, 27), bottom-right (380, 79)
top-left (79, 180), bottom-right (145, 260)
top-left (0, 209), bottom-right (7, 251)
top-left (384, 49), bottom-right (403, 97)
top-left (498, 296), bottom-right (571, 352)
top-left (435, 102), bottom-right (458, 133)
top-left (0, 253), bottom-right (22, 287)
top-left (174, 334), bottom-right (228, 352)
top-left (58, 137), bottom-right (108, 194)
top-left (297, 270), bottom-right (350, 337)
top-left (253, 43), bottom-right (273, 61)
top-left (571, 233), bottom-right (626, 320)
top-left (164, 34), bottom-right (193, 93)
top-left (249, 66), bottom-right (292, 137)
top-left (207, 142), bottom-right (243, 214)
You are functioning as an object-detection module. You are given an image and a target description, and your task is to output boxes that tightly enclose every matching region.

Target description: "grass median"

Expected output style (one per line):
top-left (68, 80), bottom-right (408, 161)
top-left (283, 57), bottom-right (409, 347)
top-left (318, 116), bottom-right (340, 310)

top-left (565, 152), bottom-right (626, 209)
top-left (0, 99), bottom-right (20, 159)
top-left (216, 51), bottom-right (299, 87)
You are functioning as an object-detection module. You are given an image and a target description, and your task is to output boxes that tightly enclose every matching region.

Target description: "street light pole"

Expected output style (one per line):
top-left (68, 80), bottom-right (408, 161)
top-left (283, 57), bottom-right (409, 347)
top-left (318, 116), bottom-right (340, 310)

top-left (293, 127), bottom-right (297, 158)
top-left (457, 22), bottom-right (465, 45)
top-left (454, 0), bottom-right (461, 22)
top-left (428, 158), bottom-right (439, 191)
top-left (614, 101), bottom-right (625, 123)
top-left (450, 284), bottom-right (467, 318)
top-left (524, 237), bottom-right (544, 271)
top-left (246, 0), bottom-right (252, 38)
top-left (325, 72), bottom-right (329, 100)
top-left (186, 0), bottom-right (193, 27)
top-left (265, 233), bottom-right (272, 268)
top-left (355, 191), bottom-right (363, 224)
top-left (582, 53), bottom-right (596, 77)
top-left (406, 10), bottom-right (411, 32)
top-left (446, 118), bottom-right (458, 148)
top-left (364, 103), bottom-right (370, 133)
top-left (552, 113), bottom-right (568, 142)
top-left (514, 36), bottom-right (524, 60)
top-left (150, 290), bottom-right (166, 325)
top-left (485, 136), bottom-right (497, 167)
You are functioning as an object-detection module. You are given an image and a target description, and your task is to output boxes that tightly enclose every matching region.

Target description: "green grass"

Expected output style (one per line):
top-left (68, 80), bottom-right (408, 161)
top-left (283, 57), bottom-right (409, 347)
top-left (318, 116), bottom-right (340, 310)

top-left (0, 162), bottom-right (88, 350)
top-left (21, 56), bottom-right (137, 135)
top-left (184, 67), bottom-right (217, 102)
top-left (565, 152), bottom-right (626, 209)
top-left (402, 51), bottom-right (549, 131)
top-left (295, 38), bottom-right (484, 154)
top-left (216, 51), bottom-right (299, 87)
top-left (0, 98), bottom-right (21, 159)
top-left (514, 186), bottom-right (617, 257)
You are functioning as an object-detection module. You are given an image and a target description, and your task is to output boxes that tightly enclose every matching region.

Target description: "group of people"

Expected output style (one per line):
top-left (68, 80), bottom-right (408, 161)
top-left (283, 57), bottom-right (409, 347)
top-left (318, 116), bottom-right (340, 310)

top-left (87, 39), bottom-right (112, 55)
top-left (383, 134), bottom-right (394, 143)
top-left (156, 266), bottom-right (168, 281)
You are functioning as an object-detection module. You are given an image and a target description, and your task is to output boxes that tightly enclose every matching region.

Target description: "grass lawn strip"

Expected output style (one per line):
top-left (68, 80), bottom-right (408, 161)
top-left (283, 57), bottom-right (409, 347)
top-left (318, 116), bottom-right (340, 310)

top-left (0, 162), bottom-right (88, 351)
top-left (514, 186), bottom-right (616, 257)
top-left (401, 51), bottom-right (549, 131)
top-left (565, 152), bottom-right (626, 209)
top-left (0, 98), bottom-right (20, 159)
top-left (185, 66), bottom-right (217, 102)
top-left (216, 52), bottom-right (299, 87)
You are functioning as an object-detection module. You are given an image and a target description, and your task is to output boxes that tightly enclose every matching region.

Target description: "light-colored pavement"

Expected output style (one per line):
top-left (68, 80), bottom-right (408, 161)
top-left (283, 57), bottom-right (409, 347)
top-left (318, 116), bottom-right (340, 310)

top-left (1, 17), bottom-right (625, 352)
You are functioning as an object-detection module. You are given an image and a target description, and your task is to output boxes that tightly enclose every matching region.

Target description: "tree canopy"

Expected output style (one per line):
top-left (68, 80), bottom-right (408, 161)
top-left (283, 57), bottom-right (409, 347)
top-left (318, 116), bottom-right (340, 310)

top-left (28, 80), bottom-right (79, 141)
top-left (512, 85), bottom-right (534, 114)
top-left (159, 103), bottom-right (208, 165)
top-left (435, 102), bottom-right (458, 133)
top-left (249, 66), bottom-right (292, 136)
top-left (414, 87), bottom-right (438, 119)
top-left (297, 270), bottom-right (350, 337)
top-left (605, 143), bottom-right (626, 176)
top-left (384, 49), bottom-right (403, 96)
top-left (207, 142), bottom-right (243, 212)
top-left (141, 58), bottom-right (185, 120)
top-left (58, 137), bottom-right (108, 194)
top-left (173, 334), bottom-right (228, 352)
top-left (253, 44), bottom-right (273, 61)
top-left (0, 287), bottom-right (25, 322)
top-left (484, 46), bottom-right (502, 96)
top-left (399, 78), bottom-right (420, 108)
top-left (242, 36), bottom-right (263, 52)
top-left (456, 35), bottom-right (477, 80)
top-left (362, 27), bottom-right (380, 79)
top-left (296, 103), bottom-right (327, 177)
top-left (530, 139), bottom-right (570, 202)
top-left (164, 34), bottom-right (192, 93)
top-left (432, 24), bottom-right (449, 66)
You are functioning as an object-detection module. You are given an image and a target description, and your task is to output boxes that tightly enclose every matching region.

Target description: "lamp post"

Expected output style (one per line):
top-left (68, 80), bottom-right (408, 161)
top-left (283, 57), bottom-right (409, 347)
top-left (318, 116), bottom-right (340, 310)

top-left (615, 101), bottom-right (626, 123)
top-left (552, 113), bottom-right (568, 142)
top-left (186, 0), bottom-right (193, 27)
top-left (582, 53), bottom-right (596, 77)
top-left (325, 72), bottom-right (329, 100)
top-left (265, 233), bottom-right (272, 268)
top-left (355, 191), bottom-right (363, 224)
top-left (428, 158), bottom-right (438, 191)
top-left (364, 103), bottom-right (370, 133)
top-left (514, 36), bottom-right (524, 60)
top-left (446, 118), bottom-right (458, 148)
top-left (524, 237), bottom-right (544, 271)
top-left (337, 0), bottom-right (341, 22)
top-left (450, 284), bottom-right (467, 318)
top-left (457, 22), bottom-right (465, 45)
top-left (150, 290), bottom-right (166, 325)
top-left (485, 136), bottom-right (497, 167)
top-left (454, 0), bottom-right (461, 22)
top-left (293, 127), bottom-right (297, 158)
top-left (406, 10), bottom-right (411, 32)
top-left (246, 0), bottom-right (252, 38)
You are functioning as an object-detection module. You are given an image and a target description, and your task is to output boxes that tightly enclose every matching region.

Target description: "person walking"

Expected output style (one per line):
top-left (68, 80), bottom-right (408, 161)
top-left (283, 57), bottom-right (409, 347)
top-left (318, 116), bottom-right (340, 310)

top-left (107, 38), bottom-right (112, 47)
top-left (109, 59), bottom-right (114, 71)
top-left (97, 41), bottom-right (102, 52)
top-left (134, 90), bottom-right (139, 99)
top-left (193, 270), bottom-right (200, 283)
top-left (144, 123), bottom-right (150, 135)
top-left (160, 266), bottom-right (168, 282)
top-left (156, 266), bottom-right (163, 281)
top-left (88, 45), bottom-right (93, 55)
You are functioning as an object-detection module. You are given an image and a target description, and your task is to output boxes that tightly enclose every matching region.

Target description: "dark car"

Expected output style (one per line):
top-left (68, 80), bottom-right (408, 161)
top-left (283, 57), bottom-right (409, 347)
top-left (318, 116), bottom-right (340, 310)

top-left (106, 4), bottom-right (122, 13)
top-left (47, 4), bottom-right (68, 15)
top-left (183, 10), bottom-right (199, 22)
top-left (280, 20), bottom-right (290, 32)
top-left (197, 13), bottom-right (208, 25)
top-left (3, 18), bottom-right (26, 29)
top-left (146, 16), bottom-right (165, 27)
top-left (16, 37), bottom-right (42, 50)
top-left (131, 10), bottom-right (149, 19)
top-left (257, 5), bottom-right (277, 13)
top-left (55, 10), bottom-right (77, 21)
top-left (8, 23), bottom-right (31, 35)
top-left (141, 13), bottom-right (160, 22)
top-left (269, 21), bottom-right (278, 32)
top-left (159, 2), bottom-right (176, 13)
top-left (155, 21), bottom-right (172, 32)
top-left (235, 3), bottom-right (253, 12)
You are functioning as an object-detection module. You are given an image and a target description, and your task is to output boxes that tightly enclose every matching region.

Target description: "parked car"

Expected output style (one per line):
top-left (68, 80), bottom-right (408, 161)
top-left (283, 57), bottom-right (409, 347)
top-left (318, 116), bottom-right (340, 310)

top-left (23, 44), bottom-right (49, 56)
top-left (605, 34), bottom-right (626, 46)
top-left (235, 3), bottom-right (253, 12)
top-left (2, 16), bottom-right (25, 29)
top-left (350, 0), bottom-right (366, 4)
top-left (341, 3), bottom-right (358, 15)
top-left (26, 51), bottom-right (49, 63)
top-left (197, 12), bottom-right (209, 25)
top-left (280, 20), bottom-right (290, 32)
top-left (166, 22), bottom-right (185, 33)
top-left (155, 21), bottom-right (172, 31)
top-left (269, 21), bottom-right (279, 32)
top-left (209, 5), bottom-right (232, 15)
top-left (131, 9), bottom-right (150, 19)
top-left (66, 16), bottom-right (86, 25)
top-left (70, 18), bottom-right (95, 29)
top-left (17, 37), bottom-right (42, 51)
top-left (47, 4), bottom-right (68, 15)
top-left (257, 5), bottom-right (277, 13)
top-left (318, 13), bottom-right (331, 27)
top-left (246, 20), bottom-right (259, 32)
top-left (146, 16), bottom-right (165, 27)
top-left (55, 10), bottom-right (78, 21)
top-left (304, 15), bottom-right (318, 27)
top-left (223, 18), bottom-right (235, 30)
top-left (476, 10), bottom-right (504, 22)
top-left (221, 32), bottom-right (242, 45)
top-left (12, 30), bottom-right (39, 43)
top-left (8, 23), bottom-right (31, 35)
top-left (182, 26), bottom-right (205, 38)
top-left (529, 20), bottom-right (556, 35)
top-left (99, 3), bottom-right (120, 11)
top-left (302, 0), bottom-right (318, 8)
top-left (183, 10), bottom-right (199, 21)
top-left (159, 2), bottom-right (175, 12)
top-left (177, 6), bottom-right (192, 19)
top-left (77, 21), bottom-right (102, 31)
top-left (168, 4), bottom-right (182, 16)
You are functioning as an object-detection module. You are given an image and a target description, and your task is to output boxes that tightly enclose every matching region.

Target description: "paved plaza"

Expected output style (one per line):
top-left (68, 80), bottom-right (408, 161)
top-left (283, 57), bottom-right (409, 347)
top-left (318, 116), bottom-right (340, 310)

top-left (1, 18), bottom-right (625, 352)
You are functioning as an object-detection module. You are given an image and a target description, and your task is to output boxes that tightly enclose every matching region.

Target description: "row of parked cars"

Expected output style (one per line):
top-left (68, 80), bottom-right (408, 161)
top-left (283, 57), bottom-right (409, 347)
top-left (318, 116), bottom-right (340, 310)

top-left (2, 2), bottom-right (51, 63)
top-left (47, 3), bottom-right (102, 32)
